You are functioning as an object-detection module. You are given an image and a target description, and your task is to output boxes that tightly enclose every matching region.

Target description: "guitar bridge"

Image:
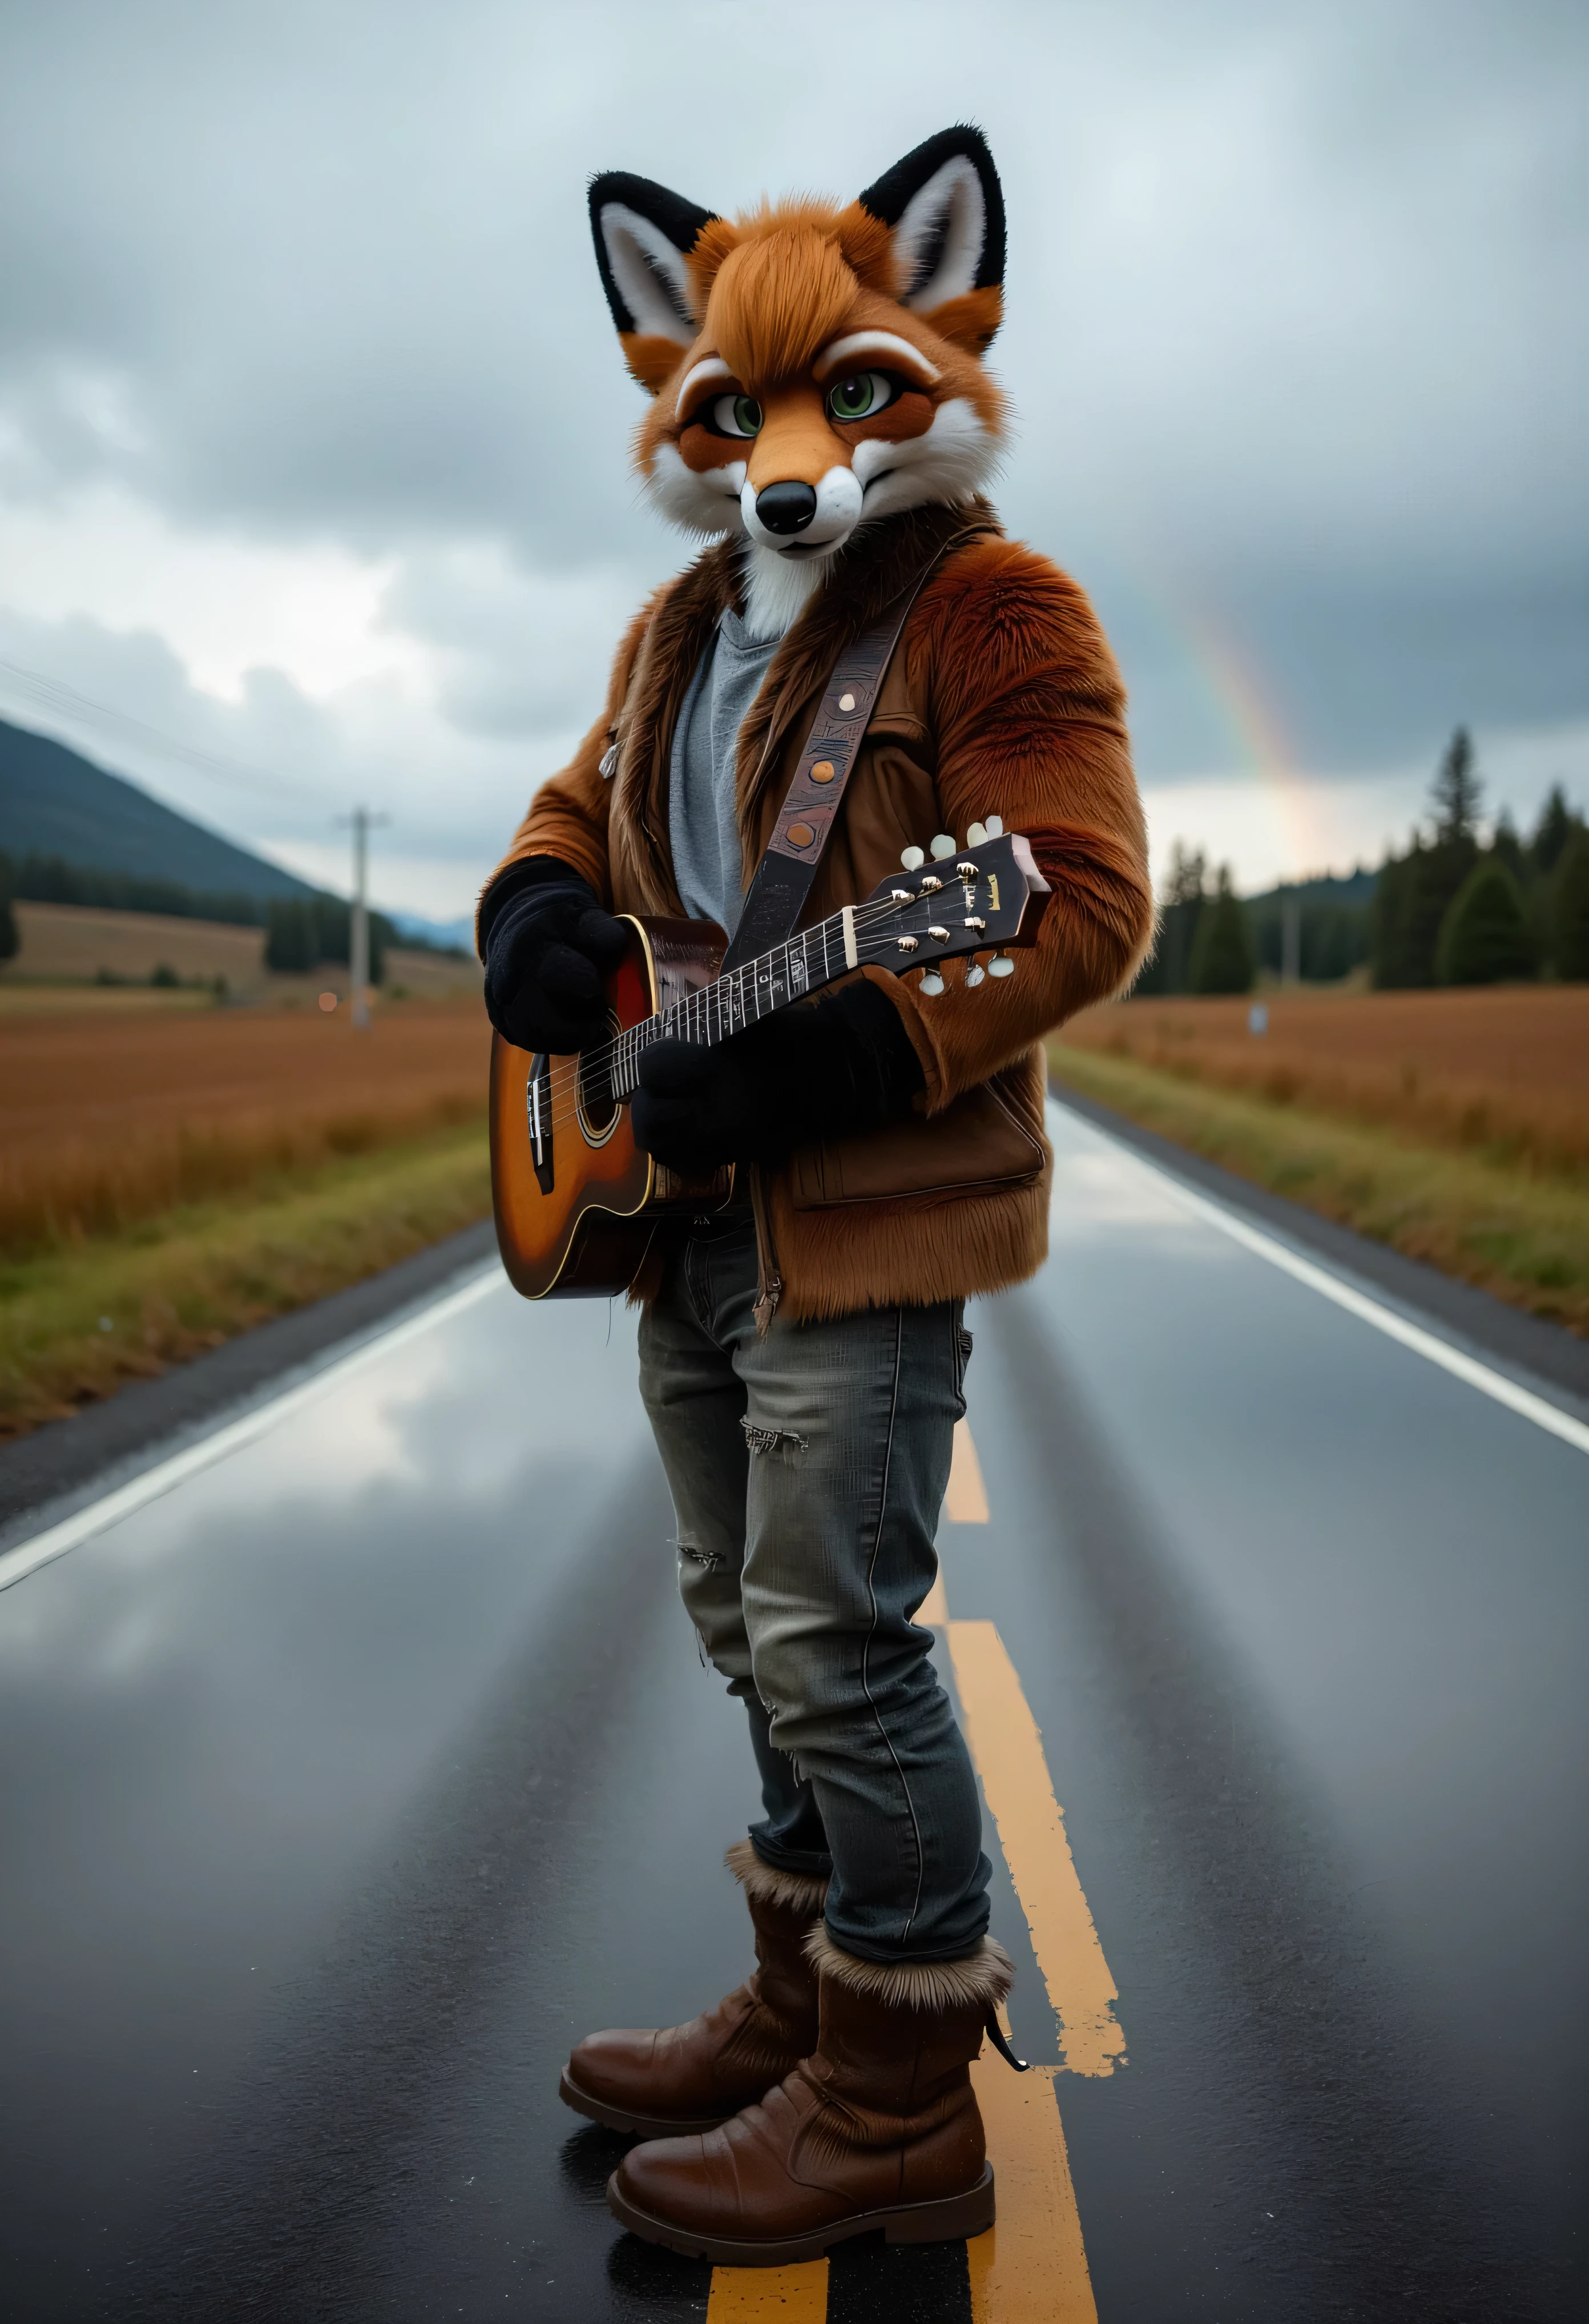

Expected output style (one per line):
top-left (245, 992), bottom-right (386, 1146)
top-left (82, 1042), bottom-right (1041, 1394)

top-left (528, 1051), bottom-right (555, 1195)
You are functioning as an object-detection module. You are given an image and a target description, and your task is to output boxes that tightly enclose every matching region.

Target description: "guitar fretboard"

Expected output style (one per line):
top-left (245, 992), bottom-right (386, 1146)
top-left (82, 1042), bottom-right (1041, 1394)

top-left (608, 907), bottom-right (860, 1099)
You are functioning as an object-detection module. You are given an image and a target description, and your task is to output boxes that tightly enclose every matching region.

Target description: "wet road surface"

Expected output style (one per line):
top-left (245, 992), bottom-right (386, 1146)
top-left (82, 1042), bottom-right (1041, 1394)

top-left (1, 1100), bottom-right (1583, 2321)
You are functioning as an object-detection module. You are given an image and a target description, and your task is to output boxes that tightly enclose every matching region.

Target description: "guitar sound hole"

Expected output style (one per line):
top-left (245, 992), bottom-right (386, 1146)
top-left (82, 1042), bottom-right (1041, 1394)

top-left (575, 1009), bottom-right (622, 1147)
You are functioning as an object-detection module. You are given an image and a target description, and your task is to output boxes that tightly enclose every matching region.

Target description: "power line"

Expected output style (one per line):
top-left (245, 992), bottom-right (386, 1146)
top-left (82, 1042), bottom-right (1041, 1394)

top-left (0, 653), bottom-right (317, 804)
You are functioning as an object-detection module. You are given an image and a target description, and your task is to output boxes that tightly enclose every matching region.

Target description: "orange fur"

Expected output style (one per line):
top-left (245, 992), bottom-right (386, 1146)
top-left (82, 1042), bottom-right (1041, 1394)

top-left (629, 198), bottom-right (1007, 493)
top-left (743, 387), bottom-right (847, 493)
top-left (619, 332), bottom-right (689, 393)
top-left (917, 284), bottom-right (1003, 357)
top-left (708, 226), bottom-right (856, 385)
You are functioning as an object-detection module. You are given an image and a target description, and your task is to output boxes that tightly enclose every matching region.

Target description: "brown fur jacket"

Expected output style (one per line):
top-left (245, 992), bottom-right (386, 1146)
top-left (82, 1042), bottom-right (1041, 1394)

top-left (479, 500), bottom-right (1152, 1322)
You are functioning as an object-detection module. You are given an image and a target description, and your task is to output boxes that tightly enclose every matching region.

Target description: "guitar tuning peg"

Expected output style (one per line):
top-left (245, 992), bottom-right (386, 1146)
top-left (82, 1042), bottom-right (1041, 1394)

top-left (918, 969), bottom-right (945, 996)
top-left (965, 962), bottom-right (986, 987)
top-left (900, 845), bottom-right (926, 870)
top-left (929, 834), bottom-right (957, 861)
top-left (966, 822), bottom-right (987, 847)
top-left (988, 953), bottom-right (1015, 978)
top-left (983, 815), bottom-right (1003, 838)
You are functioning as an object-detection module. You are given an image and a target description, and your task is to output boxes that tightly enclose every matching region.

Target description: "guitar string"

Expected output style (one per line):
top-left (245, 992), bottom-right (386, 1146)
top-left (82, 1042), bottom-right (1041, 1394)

top-left (521, 899), bottom-right (941, 1147)
top-left (526, 888), bottom-right (969, 1108)
top-left (533, 865), bottom-right (1011, 1098)
top-left (523, 881), bottom-right (1013, 1137)
top-left (516, 885), bottom-right (1007, 1145)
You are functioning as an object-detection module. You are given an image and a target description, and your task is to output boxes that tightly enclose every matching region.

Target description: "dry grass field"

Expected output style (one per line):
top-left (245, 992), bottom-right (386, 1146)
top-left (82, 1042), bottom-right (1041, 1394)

top-left (1052, 986), bottom-right (1589, 1335)
top-left (10, 900), bottom-right (269, 991)
top-left (2, 994), bottom-right (491, 1253)
top-left (5, 901), bottom-right (482, 1006)
top-left (0, 992), bottom-right (494, 1435)
top-left (1058, 986), bottom-right (1589, 1173)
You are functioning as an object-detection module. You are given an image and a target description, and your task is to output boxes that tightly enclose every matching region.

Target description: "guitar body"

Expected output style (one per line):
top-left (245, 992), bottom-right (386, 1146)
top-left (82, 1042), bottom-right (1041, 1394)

top-left (488, 829), bottom-right (1051, 1303)
top-left (489, 915), bottom-right (737, 1299)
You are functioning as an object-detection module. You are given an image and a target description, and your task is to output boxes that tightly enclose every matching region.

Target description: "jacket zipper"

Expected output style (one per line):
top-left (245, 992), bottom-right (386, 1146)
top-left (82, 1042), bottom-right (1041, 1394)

top-left (749, 1165), bottom-right (783, 1334)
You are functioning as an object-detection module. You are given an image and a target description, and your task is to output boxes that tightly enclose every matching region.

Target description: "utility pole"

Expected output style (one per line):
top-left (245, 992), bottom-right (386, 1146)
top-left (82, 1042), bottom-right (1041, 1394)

top-left (337, 806), bottom-right (389, 1030)
top-left (1281, 893), bottom-right (1302, 985)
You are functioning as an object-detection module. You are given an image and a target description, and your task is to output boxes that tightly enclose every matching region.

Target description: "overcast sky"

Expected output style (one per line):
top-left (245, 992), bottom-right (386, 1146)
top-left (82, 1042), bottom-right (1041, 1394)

top-left (1, 0), bottom-right (1583, 920)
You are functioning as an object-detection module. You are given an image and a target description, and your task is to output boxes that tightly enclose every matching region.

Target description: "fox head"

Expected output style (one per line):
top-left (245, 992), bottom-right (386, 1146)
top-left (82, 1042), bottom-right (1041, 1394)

top-left (588, 126), bottom-right (1008, 635)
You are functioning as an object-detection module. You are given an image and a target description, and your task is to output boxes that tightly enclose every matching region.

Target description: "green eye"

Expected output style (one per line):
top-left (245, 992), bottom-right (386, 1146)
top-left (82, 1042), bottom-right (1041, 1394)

top-left (827, 371), bottom-right (893, 421)
top-left (711, 393), bottom-right (763, 437)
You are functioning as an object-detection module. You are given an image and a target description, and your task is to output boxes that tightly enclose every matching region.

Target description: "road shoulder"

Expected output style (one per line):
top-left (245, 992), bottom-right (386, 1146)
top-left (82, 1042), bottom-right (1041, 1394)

top-left (1050, 1082), bottom-right (1589, 1419)
top-left (0, 1221), bottom-right (500, 1551)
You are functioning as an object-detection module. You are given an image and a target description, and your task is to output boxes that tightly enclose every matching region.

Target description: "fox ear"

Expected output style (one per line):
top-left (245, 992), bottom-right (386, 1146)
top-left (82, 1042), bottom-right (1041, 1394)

top-left (856, 126), bottom-right (1005, 340)
top-left (589, 171), bottom-right (719, 389)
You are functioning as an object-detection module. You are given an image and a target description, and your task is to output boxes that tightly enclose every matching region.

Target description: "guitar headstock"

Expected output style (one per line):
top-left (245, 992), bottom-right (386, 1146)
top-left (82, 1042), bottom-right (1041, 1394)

top-left (855, 823), bottom-right (1051, 993)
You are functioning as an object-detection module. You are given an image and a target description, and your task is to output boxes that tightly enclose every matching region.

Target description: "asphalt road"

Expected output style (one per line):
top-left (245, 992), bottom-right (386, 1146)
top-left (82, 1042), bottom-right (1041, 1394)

top-left (0, 1100), bottom-right (1583, 2322)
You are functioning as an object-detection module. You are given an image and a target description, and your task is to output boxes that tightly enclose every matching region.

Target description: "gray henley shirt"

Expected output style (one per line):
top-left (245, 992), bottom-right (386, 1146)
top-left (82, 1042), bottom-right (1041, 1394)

top-left (667, 608), bottom-right (779, 937)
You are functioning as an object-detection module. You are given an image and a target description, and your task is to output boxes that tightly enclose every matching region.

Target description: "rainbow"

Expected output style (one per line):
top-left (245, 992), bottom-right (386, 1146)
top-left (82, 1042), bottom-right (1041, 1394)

top-left (1114, 562), bottom-right (1336, 881)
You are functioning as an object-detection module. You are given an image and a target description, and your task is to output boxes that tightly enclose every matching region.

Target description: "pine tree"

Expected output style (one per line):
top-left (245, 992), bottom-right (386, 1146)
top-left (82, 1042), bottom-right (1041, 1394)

top-left (1188, 865), bottom-right (1253, 994)
top-left (1431, 727), bottom-right (1482, 845)
top-left (1134, 841), bottom-right (1205, 994)
top-left (1553, 830), bottom-right (1589, 981)
top-left (1435, 860), bottom-right (1534, 985)
top-left (1531, 785), bottom-right (1578, 877)
top-left (1491, 808), bottom-right (1526, 882)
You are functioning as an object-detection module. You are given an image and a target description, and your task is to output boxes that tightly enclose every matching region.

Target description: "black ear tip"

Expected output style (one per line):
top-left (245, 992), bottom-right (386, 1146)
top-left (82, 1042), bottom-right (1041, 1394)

top-left (586, 170), bottom-right (719, 249)
top-left (857, 123), bottom-right (1002, 219)
top-left (857, 124), bottom-right (1005, 294)
top-left (587, 171), bottom-right (721, 340)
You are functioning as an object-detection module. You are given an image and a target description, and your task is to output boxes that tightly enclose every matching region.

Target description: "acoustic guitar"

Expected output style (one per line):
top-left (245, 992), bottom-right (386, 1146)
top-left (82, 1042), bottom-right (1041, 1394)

top-left (489, 822), bottom-right (1051, 1299)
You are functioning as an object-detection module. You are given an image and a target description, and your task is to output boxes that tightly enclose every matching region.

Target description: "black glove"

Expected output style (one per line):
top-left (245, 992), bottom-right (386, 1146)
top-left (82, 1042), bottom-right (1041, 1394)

top-left (480, 857), bottom-right (630, 1054)
top-left (631, 978), bottom-right (925, 1173)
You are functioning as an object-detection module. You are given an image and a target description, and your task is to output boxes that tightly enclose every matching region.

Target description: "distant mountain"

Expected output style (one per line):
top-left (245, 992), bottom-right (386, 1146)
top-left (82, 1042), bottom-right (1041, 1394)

top-left (391, 911), bottom-right (474, 953)
top-left (0, 716), bottom-right (316, 902)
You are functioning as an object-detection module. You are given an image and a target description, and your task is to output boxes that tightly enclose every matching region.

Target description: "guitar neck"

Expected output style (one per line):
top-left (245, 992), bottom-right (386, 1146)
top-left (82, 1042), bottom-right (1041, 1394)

top-left (603, 829), bottom-right (1046, 1099)
top-left (610, 907), bottom-right (861, 1099)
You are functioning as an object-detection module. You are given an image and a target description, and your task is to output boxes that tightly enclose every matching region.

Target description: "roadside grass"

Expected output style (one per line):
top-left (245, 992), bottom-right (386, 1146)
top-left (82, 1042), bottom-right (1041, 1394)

top-left (1058, 987), bottom-right (1589, 1176)
top-left (1048, 1042), bottom-right (1589, 1338)
top-left (0, 1122), bottom-right (491, 1439)
top-left (3, 996), bottom-right (490, 1254)
top-left (2, 1092), bottom-right (482, 1256)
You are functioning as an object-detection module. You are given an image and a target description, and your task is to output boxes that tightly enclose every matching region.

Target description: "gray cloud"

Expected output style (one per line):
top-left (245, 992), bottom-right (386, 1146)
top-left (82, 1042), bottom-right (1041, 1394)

top-left (0, 0), bottom-right (1583, 896)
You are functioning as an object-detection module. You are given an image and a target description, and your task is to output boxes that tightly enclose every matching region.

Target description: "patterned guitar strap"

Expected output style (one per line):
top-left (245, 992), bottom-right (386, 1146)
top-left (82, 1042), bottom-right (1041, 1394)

top-left (719, 531), bottom-right (983, 975)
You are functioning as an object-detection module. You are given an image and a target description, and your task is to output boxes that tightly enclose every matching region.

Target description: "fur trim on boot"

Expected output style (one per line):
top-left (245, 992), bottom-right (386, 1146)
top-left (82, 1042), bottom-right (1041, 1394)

top-left (802, 1924), bottom-right (1014, 2015)
top-left (607, 1940), bottom-right (1003, 2264)
top-left (726, 1837), bottom-right (829, 1918)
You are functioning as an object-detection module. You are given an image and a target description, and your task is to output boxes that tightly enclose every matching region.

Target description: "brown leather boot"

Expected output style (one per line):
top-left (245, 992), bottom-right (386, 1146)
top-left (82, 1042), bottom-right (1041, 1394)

top-left (604, 1926), bottom-right (1012, 2264)
top-left (559, 1841), bottom-right (826, 2138)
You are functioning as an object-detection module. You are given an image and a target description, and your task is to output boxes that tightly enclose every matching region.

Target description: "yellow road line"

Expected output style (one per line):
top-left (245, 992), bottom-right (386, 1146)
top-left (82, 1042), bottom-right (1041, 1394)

top-left (705, 1471), bottom-right (1117, 2316)
top-left (969, 2040), bottom-right (1098, 2323)
top-left (946, 1417), bottom-right (991, 1523)
top-left (947, 1621), bottom-right (1124, 2079)
top-left (706, 2258), bottom-right (829, 2317)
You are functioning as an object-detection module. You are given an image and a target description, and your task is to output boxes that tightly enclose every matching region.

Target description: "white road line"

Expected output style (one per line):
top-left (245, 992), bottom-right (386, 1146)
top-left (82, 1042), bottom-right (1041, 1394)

top-left (1059, 1104), bottom-right (1589, 1460)
top-left (0, 1265), bottom-right (507, 1594)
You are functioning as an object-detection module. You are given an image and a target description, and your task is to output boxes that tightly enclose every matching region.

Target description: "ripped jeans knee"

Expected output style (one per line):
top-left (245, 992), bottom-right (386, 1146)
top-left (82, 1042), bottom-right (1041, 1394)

top-left (741, 1415), bottom-right (808, 1459)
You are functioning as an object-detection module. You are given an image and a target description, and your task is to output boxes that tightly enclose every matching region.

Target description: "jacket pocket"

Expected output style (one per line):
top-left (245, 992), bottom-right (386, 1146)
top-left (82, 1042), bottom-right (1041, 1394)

top-left (787, 1067), bottom-right (1047, 1210)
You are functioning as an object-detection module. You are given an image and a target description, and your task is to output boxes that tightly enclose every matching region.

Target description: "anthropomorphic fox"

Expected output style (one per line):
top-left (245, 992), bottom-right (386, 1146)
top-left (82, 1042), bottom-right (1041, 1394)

top-left (479, 126), bottom-right (1151, 2265)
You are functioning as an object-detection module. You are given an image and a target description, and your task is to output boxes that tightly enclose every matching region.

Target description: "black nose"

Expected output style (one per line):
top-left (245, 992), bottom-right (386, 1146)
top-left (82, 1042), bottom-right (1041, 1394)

top-left (755, 481), bottom-right (818, 536)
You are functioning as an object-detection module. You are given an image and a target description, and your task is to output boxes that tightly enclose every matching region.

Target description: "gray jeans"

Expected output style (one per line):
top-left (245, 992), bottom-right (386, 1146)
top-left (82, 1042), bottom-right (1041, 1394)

top-left (636, 1220), bottom-right (992, 1964)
